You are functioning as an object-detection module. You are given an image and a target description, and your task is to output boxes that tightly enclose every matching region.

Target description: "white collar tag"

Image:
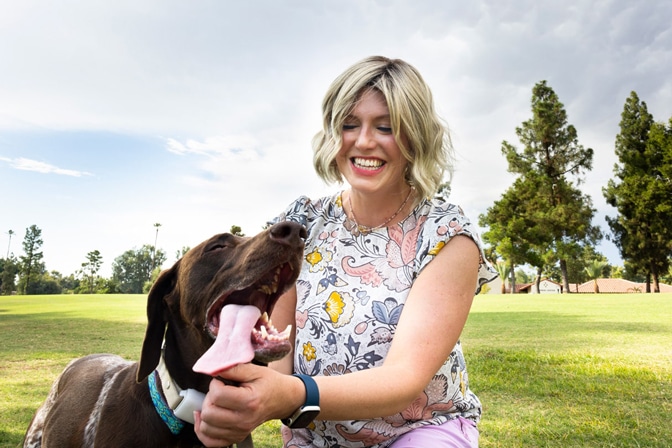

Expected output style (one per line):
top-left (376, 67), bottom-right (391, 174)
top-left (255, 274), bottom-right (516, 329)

top-left (156, 352), bottom-right (204, 424)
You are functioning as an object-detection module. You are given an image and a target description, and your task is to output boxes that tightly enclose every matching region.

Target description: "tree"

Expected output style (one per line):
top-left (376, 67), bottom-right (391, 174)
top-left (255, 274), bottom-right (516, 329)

top-left (5, 229), bottom-right (14, 258)
top-left (175, 246), bottom-right (190, 261)
top-left (143, 267), bottom-right (163, 294)
top-left (18, 225), bottom-right (46, 294)
top-left (662, 265), bottom-right (672, 285)
top-left (493, 260), bottom-right (511, 294)
top-left (151, 223), bottom-right (162, 272)
top-left (644, 119), bottom-right (672, 286)
top-left (112, 245), bottom-right (167, 294)
top-left (603, 93), bottom-right (672, 292)
top-left (480, 174), bottom-right (554, 294)
top-left (230, 225), bottom-right (245, 237)
top-left (481, 80), bottom-right (601, 293)
top-left (79, 250), bottom-right (103, 294)
top-left (610, 265), bottom-right (624, 279)
top-left (515, 268), bottom-right (534, 286)
top-left (59, 273), bottom-right (80, 293)
top-left (544, 241), bottom-right (611, 288)
top-left (32, 271), bottom-right (64, 294)
top-left (1, 256), bottom-right (19, 295)
top-left (584, 259), bottom-right (608, 293)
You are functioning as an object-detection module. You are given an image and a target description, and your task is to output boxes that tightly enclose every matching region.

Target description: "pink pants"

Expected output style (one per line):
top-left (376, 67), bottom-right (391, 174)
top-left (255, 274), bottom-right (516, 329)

top-left (389, 417), bottom-right (479, 448)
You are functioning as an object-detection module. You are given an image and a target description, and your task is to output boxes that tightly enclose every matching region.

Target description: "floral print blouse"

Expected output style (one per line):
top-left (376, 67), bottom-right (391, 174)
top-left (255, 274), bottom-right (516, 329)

top-left (271, 192), bottom-right (497, 448)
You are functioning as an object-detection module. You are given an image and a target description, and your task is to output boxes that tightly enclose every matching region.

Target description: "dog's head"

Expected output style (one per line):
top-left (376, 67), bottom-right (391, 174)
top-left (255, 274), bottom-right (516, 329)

top-left (137, 221), bottom-right (306, 383)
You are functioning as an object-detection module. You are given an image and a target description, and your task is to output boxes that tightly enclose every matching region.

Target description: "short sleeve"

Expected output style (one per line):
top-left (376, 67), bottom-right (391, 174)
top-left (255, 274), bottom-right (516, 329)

top-left (267, 196), bottom-right (312, 229)
top-left (415, 200), bottom-right (498, 294)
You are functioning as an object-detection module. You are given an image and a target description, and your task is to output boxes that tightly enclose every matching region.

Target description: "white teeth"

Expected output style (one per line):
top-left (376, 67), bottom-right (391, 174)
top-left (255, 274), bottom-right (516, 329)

top-left (252, 321), bottom-right (291, 341)
top-left (353, 157), bottom-right (383, 168)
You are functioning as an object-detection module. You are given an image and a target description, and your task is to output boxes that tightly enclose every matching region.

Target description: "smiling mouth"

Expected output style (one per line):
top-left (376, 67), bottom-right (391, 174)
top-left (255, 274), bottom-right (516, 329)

top-left (352, 157), bottom-right (384, 170)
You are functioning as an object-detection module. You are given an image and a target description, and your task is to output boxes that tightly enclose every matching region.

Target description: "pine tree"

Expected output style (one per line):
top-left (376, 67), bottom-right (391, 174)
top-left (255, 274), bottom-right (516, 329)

top-left (603, 92), bottom-right (672, 292)
top-left (18, 225), bottom-right (45, 294)
top-left (481, 81), bottom-right (601, 293)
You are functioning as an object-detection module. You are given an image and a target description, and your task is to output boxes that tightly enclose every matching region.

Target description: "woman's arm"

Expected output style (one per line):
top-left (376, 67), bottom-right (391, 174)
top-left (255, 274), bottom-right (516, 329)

top-left (308, 234), bottom-right (480, 419)
top-left (268, 286), bottom-right (297, 375)
top-left (195, 234), bottom-right (479, 445)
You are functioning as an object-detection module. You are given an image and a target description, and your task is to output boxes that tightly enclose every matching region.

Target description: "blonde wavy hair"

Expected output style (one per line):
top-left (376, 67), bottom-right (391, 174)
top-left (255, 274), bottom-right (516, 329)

top-left (312, 56), bottom-right (453, 199)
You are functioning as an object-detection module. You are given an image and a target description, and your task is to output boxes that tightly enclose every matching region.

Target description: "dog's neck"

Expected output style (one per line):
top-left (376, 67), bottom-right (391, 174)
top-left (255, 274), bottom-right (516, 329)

top-left (155, 352), bottom-right (185, 409)
top-left (152, 351), bottom-right (205, 426)
top-left (163, 325), bottom-right (212, 391)
top-left (152, 352), bottom-right (255, 448)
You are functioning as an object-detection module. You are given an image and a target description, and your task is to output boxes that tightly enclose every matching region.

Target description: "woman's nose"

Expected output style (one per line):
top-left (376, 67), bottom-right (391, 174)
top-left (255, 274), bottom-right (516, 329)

top-left (355, 126), bottom-right (376, 150)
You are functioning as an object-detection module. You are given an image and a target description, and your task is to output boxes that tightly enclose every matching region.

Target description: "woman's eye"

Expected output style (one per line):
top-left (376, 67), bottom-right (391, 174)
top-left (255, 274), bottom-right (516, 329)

top-left (378, 126), bottom-right (392, 133)
top-left (343, 123), bottom-right (357, 130)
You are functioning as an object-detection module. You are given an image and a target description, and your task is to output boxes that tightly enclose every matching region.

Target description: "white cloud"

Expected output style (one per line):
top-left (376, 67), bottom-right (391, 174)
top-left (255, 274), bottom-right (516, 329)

top-left (1, 157), bottom-right (92, 177)
top-left (165, 136), bottom-right (261, 159)
top-left (1, 0), bottom-right (671, 275)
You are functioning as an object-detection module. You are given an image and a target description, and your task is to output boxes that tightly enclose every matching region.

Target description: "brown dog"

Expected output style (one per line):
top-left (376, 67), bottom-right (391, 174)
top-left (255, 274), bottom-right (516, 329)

top-left (23, 221), bottom-right (305, 448)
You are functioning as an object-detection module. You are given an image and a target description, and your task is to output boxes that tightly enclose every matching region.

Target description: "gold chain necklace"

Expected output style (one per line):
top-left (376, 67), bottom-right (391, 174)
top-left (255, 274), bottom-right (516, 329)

top-left (348, 187), bottom-right (415, 235)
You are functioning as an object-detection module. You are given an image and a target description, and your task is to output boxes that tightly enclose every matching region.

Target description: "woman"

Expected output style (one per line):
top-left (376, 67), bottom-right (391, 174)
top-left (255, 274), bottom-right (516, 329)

top-left (195, 56), bottom-right (497, 448)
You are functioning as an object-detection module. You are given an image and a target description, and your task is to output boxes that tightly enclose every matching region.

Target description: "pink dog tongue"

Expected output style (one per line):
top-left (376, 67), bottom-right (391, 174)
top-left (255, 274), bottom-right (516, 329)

top-left (193, 304), bottom-right (261, 376)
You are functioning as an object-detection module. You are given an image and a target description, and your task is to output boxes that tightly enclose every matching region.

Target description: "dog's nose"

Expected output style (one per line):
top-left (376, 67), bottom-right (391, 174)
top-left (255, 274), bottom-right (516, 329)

top-left (269, 221), bottom-right (307, 248)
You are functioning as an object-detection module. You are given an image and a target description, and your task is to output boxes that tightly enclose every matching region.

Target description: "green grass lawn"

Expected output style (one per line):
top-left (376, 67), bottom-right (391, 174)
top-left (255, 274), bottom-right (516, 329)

top-left (1, 293), bottom-right (670, 447)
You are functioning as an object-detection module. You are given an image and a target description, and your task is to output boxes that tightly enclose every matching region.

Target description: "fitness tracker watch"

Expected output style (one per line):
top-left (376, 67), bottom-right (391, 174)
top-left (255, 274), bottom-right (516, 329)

top-left (281, 374), bottom-right (321, 428)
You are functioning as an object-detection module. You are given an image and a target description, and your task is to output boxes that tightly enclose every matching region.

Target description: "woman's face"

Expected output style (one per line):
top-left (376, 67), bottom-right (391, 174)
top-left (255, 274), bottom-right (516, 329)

top-left (336, 89), bottom-right (409, 196)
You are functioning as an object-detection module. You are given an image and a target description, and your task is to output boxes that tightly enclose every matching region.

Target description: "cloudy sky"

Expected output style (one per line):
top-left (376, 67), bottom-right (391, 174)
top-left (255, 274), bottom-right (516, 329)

top-left (1, 0), bottom-right (670, 278)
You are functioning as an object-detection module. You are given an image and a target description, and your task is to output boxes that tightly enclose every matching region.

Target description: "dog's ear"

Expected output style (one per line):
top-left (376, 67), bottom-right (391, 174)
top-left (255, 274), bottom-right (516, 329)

top-left (136, 262), bottom-right (179, 382)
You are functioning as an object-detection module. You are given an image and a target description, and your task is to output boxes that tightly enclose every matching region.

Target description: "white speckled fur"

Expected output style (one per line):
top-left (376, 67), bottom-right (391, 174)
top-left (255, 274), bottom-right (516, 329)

top-left (22, 362), bottom-right (68, 448)
top-left (23, 356), bottom-right (133, 448)
top-left (82, 358), bottom-right (132, 446)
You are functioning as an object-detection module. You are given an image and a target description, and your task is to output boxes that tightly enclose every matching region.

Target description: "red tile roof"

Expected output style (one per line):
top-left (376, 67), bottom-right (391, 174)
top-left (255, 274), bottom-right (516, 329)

top-left (577, 278), bottom-right (672, 293)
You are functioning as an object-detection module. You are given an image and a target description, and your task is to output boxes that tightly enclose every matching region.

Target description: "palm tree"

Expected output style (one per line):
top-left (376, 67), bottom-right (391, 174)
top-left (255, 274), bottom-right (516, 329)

top-left (6, 230), bottom-right (14, 258)
top-left (494, 260), bottom-right (511, 294)
top-left (151, 223), bottom-right (162, 272)
top-left (584, 260), bottom-right (608, 293)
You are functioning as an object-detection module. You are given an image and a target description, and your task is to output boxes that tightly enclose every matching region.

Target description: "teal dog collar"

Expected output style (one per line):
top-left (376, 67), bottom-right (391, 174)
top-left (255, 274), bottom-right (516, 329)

top-left (148, 370), bottom-right (185, 435)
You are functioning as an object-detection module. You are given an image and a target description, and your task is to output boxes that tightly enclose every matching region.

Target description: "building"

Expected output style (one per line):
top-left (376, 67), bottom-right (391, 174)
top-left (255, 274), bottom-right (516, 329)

top-left (490, 277), bottom-right (672, 294)
top-left (576, 278), bottom-right (672, 293)
top-left (517, 278), bottom-right (562, 294)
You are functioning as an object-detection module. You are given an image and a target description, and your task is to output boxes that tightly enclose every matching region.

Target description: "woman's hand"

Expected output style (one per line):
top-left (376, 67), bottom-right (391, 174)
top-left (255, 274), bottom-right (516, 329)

top-left (194, 363), bottom-right (303, 447)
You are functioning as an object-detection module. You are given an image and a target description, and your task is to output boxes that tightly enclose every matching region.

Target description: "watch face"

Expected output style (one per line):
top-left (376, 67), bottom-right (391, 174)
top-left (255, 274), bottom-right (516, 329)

top-left (288, 406), bottom-right (321, 428)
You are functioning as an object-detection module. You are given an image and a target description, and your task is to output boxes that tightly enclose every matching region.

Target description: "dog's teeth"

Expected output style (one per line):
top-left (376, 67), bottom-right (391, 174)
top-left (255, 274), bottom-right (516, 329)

top-left (279, 325), bottom-right (292, 338)
top-left (260, 325), bottom-right (268, 338)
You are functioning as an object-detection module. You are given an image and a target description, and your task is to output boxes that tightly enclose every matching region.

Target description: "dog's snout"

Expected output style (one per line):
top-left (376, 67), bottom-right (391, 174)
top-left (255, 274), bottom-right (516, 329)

top-left (269, 221), bottom-right (307, 248)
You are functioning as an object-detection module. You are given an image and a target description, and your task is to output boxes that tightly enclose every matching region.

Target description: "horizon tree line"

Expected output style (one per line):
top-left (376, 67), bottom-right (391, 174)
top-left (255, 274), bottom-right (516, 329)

top-left (0, 224), bottom-right (251, 295)
top-left (2, 83), bottom-right (671, 294)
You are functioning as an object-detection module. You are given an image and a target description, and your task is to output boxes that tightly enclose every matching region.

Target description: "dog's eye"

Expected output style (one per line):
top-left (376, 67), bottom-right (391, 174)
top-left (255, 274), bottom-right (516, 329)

top-left (204, 234), bottom-right (238, 252)
top-left (205, 242), bottom-right (229, 252)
